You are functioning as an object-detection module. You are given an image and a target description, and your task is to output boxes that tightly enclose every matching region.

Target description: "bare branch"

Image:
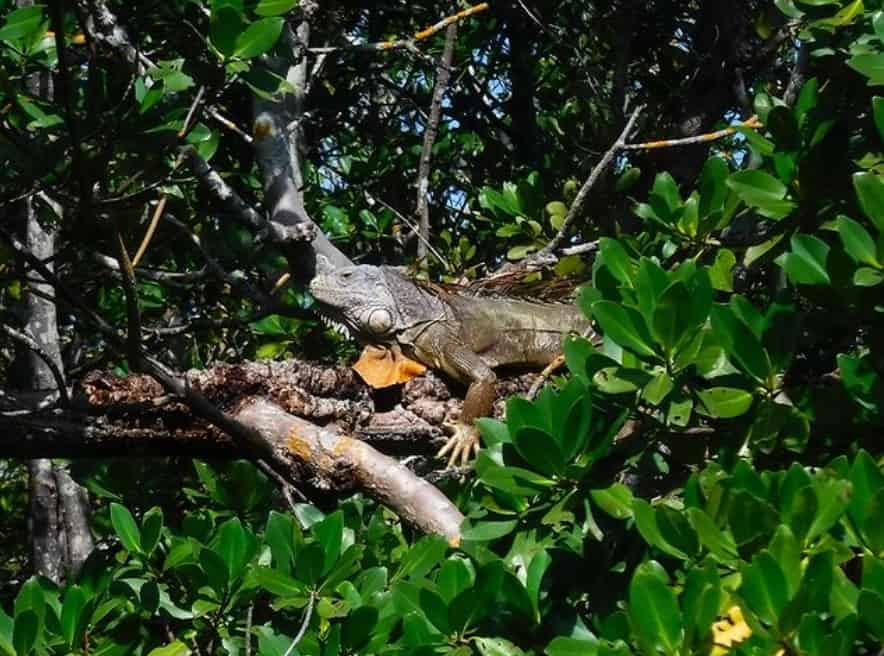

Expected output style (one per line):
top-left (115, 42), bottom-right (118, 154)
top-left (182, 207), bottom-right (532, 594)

top-left (0, 323), bottom-right (70, 407)
top-left (415, 23), bottom-right (457, 269)
top-left (526, 106), bottom-right (644, 266)
top-left (308, 4), bottom-right (488, 54)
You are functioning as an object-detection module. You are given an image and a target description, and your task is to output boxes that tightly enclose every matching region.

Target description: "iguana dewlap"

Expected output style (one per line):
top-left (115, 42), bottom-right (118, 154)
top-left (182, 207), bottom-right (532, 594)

top-left (309, 263), bottom-right (593, 466)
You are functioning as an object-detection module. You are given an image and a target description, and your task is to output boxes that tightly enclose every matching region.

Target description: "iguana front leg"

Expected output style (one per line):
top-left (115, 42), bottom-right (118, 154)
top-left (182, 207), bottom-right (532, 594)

top-left (428, 342), bottom-right (497, 467)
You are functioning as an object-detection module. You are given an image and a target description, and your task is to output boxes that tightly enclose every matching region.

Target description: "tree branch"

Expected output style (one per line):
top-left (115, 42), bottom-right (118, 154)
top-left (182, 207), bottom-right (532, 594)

top-left (415, 23), bottom-right (457, 268)
top-left (524, 105), bottom-right (643, 267)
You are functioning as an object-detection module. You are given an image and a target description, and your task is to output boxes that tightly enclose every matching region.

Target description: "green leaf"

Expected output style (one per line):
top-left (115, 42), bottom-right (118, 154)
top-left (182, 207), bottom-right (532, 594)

top-left (616, 167), bottom-right (641, 192)
top-left (419, 588), bottom-right (449, 634)
top-left (726, 170), bottom-right (796, 220)
top-left (14, 578), bottom-right (44, 629)
top-left (848, 54), bottom-right (884, 86)
top-left (462, 520), bottom-right (518, 542)
top-left (512, 427), bottom-right (565, 476)
top-left (696, 387), bottom-right (753, 418)
top-left (264, 511), bottom-right (298, 575)
top-left (699, 157), bottom-right (729, 218)
top-left (650, 172), bottom-right (682, 218)
top-left (110, 503), bottom-right (142, 554)
top-left (474, 637), bottom-right (527, 656)
top-left (837, 215), bottom-right (879, 266)
top-left (61, 586), bottom-right (88, 648)
top-left (215, 518), bottom-right (250, 579)
top-left (864, 488), bottom-right (884, 552)
top-left (0, 7), bottom-right (44, 42)
top-left (652, 282), bottom-right (692, 353)
top-left (591, 301), bottom-right (657, 358)
top-left (642, 371), bottom-right (673, 406)
top-left (710, 304), bottom-right (772, 383)
top-left (740, 551), bottom-right (789, 626)
top-left (635, 258), bottom-right (670, 319)
top-left (545, 201), bottom-right (567, 216)
top-left (775, 0), bottom-right (805, 18)
top-left (598, 238), bottom-right (635, 287)
top-left (656, 505), bottom-right (700, 558)
top-left (395, 535), bottom-right (447, 581)
top-left (526, 550), bottom-right (552, 621)
top-left (255, 0), bottom-right (298, 16)
top-left (686, 508), bottom-right (739, 563)
top-left (342, 606), bottom-right (379, 651)
top-left (854, 172), bottom-right (884, 231)
top-left (590, 484), bottom-right (634, 519)
top-left (681, 562), bottom-right (722, 645)
top-left (855, 267), bottom-right (884, 286)
top-left (628, 561), bottom-right (683, 655)
top-left (776, 233), bottom-right (831, 285)
top-left (859, 590), bottom-right (884, 640)
top-left (545, 637), bottom-right (599, 656)
top-left (437, 558), bottom-right (473, 603)
top-left (807, 478), bottom-right (850, 541)
top-left (314, 510), bottom-right (344, 575)
top-left (251, 566), bottom-right (307, 597)
top-left (210, 6), bottom-right (245, 57)
top-left (12, 611), bottom-right (37, 656)
top-left (141, 507), bottom-right (164, 556)
top-left (769, 525), bottom-right (801, 596)
top-left (633, 500), bottom-right (689, 560)
top-left (874, 97), bottom-right (884, 143)
top-left (235, 17), bottom-right (284, 59)
top-left (507, 244), bottom-right (537, 260)
top-left (146, 641), bottom-right (192, 656)
top-left (849, 450), bottom-right (884, 530)
top-left (200, 548), bottom-right (229, 593)
top-left (709, 249), bottom-right (736, 292)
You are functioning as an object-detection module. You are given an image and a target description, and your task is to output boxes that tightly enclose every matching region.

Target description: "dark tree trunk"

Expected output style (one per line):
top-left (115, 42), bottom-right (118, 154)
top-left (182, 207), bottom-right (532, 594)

top-left (15, 0), bottom-right (94, 581)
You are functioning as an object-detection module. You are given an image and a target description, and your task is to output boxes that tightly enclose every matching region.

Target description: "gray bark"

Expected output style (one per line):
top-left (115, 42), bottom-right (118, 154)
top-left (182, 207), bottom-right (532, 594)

top-left (14, 0), bottom-right (94, 581)
top-left (253, 5), bottom-right (352, 278)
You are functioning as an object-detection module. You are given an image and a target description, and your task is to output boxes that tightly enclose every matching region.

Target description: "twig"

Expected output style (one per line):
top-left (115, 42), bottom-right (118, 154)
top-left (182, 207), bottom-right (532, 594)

top-left (181, 147), bottom-right (266, 231)
top-left (131, 195), bottom-right (168, 268)
top-left (561, 240), bottom-right (600, 257)
top-left (533, 106), bottom-right (644, 261)
top-left (308, 3), bottom-right (488, 54)
top-left (0, 323), bottom-right (70, 407)
top-left (415, 23), bottom-right (457, 269)
top-left (112, 225), bottom-right (143, 364)
top-left (93, 252), bottom-right (209, 283)
top-left (620, 115), bottom-right (760, 150)
top-left (178, 85), bottom-right (205, 139)
top-left (206, 107), bottom-right (253, 144)
top-left (366, 192), bottom-right (451, 271)
top-left (244, 604), bottom-right (253, 656)
top-left (526, 355), bottom-right (565, 401)
top-left (282, 592), bottom-right (315, 656)
top-left (131, 87), bottom-right (204, 267)
top-left (255, 459), bottom-right (306, 509)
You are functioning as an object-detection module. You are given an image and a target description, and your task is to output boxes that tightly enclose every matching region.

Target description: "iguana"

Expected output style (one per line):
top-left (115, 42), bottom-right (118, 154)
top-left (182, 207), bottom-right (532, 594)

top-left (309, 261), bottom-right (595, 466)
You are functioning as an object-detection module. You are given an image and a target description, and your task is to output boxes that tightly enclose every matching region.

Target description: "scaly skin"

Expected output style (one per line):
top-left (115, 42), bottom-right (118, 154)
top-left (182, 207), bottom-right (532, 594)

top-left (309, 262), bottom-right (594, 466)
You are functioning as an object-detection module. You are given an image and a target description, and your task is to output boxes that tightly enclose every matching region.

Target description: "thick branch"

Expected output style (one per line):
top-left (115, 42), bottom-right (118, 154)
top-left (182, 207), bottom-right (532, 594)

top-left (0, 358), bottom-right (538, 544)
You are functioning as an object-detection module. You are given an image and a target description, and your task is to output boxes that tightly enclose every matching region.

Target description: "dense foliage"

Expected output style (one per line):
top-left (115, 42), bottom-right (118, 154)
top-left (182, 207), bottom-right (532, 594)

top-left (3, 0), bottom-right (884, 654)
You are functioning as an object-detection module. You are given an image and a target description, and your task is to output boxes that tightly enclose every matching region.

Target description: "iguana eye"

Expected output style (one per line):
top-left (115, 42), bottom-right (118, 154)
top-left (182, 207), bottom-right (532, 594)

top-left (367, 309), bottom-right (393, 334)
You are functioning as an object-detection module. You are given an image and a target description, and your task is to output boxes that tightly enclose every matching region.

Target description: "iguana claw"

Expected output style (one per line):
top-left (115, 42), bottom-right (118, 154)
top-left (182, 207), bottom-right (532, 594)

top-left (437, 421), bottom-right (481, 467)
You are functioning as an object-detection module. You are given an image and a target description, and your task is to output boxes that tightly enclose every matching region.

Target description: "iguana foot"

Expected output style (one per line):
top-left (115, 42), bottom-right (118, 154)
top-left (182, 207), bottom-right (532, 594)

top-left (437, 421), bottom-right (481, 467)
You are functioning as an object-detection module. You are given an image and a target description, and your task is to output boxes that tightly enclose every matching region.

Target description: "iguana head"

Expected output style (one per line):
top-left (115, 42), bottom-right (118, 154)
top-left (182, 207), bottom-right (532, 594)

top-left (309, 264), bottom-right (403, 342)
